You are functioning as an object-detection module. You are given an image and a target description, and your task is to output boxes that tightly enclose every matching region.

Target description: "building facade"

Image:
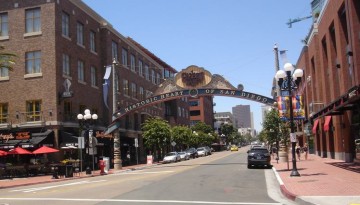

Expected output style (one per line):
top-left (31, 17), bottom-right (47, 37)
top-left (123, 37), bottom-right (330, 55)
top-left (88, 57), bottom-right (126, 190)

top-left (294, 0), bottom-right (360, 163)
top-left (189, 96), bottom-right (214, 128)
top-left (232, 105), bottom-right (252, 129)
top-left (0, 0), bottom-right (188, 167)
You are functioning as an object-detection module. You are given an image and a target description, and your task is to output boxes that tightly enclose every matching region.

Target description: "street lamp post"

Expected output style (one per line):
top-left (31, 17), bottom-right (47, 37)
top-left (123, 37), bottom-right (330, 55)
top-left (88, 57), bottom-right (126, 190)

top-left (275, 62), bottom-right (303, 177)
top-left (77, 109), bottom-right (98, 174)
top-left (112, 58), bottom-right (122, 170)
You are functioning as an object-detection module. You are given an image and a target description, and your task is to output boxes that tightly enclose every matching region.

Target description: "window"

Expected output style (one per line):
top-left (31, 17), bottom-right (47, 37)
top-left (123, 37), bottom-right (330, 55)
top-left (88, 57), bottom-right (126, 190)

top-left (111, 41), bottom-right (118, 61)
top-left (139, 86), bottom-right (144, 100)
top-left (25, 51), bottom-right (41, 74)
top-left (77, 60), bottom-right (84, 82)
top-left (26, 8), bottom-right (41, 33)
top-left (189, 100), bottom-right (200, 106)
top-left (190, 110), bottom-right (201, 116)
top-left (90, 31), bottom-right (96, 52)
top-left (138, 60), bottom-right (143, 77)
top-left (151, 70), bottom-right (155, 84)
top-left (91, 66), bottom-right (97, 86)
top-left (62, 54), bottom-right (70, 76)
top-left (0, 67), bottom-right (8, 78)
top-left (178, 107), bottom-right (181, 117)
top-left (77, 22), bottom-right (84, 45)
top-left (130, 54), bottom-right (135, 72)
top-left (131, 82), bottom-right (137, 99)
top-left (26, 100), bottom-right (41, 122)
top-left (0, 103), bottom-right (8, 123)
top-left (61, 12), bottom-right (69, 37)
top-left (123, 79), bottom-right (129, 96)
top-left (145, 65), bottom-right (149, 81)
top-left (64, 101), bottom-right (72, 121)
top-left (156, 73), bottom-right (160, 84)
top-left (122, 48), bottom-right (128, 67)
top-left (0, 13), bottom-right (9, 37)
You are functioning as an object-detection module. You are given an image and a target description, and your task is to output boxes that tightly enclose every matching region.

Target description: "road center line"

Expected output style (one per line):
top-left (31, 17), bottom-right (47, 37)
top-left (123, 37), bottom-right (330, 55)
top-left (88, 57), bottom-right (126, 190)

top-left (115, 170), bottom-right (175, 175)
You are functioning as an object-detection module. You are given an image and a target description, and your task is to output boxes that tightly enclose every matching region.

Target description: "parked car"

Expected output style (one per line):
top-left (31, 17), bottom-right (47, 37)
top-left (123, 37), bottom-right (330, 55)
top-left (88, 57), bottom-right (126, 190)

top-left (185, 148), bottom-right (198, 159)
top-left (178, 152), bottom-right (190, 161)
top-left (247, 147), bottom-right (271, 168)
top-left (196, 147), bottom-right (207, 157)
top-left (163, 152), bottom-right (180, 163)
top-left (230, 145), bottom-right (238, 151)
top-left (204, 146), bottom-right (212, 155)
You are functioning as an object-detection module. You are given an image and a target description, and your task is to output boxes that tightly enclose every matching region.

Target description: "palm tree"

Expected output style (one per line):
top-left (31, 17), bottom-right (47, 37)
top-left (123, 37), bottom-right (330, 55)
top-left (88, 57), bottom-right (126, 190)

top-left (0, 45), bottom-right (17, 71)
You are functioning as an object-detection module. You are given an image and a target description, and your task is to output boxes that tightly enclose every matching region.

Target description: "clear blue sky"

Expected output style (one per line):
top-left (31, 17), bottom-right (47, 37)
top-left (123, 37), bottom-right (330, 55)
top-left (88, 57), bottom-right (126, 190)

top-left (83, 0), bottom-right (313, 132)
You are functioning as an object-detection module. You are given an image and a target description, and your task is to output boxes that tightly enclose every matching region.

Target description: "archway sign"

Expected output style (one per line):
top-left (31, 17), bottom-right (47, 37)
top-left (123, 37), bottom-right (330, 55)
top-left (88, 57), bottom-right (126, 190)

top-left (104, 65), bottom-right (275, 134)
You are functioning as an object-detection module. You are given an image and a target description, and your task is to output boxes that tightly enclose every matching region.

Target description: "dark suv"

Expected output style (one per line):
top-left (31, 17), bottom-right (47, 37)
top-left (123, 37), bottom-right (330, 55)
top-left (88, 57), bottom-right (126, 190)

top-left (185, 147), bottom-right (198, 159)
top-left (247, 147), bottom-right (271, 168)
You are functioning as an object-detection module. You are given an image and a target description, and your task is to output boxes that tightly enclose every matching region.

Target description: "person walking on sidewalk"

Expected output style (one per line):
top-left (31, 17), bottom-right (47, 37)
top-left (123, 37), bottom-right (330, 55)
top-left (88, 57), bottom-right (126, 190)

top-left (295, 144), bottom-right (301, 161)
top-left (303, 143), bottom-right (308, 160)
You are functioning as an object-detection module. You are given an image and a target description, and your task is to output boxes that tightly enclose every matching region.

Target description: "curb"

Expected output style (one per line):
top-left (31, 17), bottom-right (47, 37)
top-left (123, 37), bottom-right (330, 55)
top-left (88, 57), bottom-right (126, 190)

top-left (272, 166), bottom-right (297, 201)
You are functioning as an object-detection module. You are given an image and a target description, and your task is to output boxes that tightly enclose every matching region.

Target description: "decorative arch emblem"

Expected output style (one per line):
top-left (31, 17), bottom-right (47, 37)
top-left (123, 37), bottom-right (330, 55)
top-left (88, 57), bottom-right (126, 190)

top-left (104, 65), bottom-right (275, 134)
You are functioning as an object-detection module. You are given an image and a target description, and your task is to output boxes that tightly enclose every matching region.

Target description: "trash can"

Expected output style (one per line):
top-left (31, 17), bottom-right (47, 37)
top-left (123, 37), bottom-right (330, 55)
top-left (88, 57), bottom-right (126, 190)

top-left (65, 165), bottom-right (73, 178)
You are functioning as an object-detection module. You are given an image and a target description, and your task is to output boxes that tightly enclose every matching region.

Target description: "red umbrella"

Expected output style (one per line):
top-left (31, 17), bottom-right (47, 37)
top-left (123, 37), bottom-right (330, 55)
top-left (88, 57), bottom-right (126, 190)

top-left (0, 150), bottom-right (7, 156)
top-left (7, 147), bottom-right (32, 155)
top-left (33, 146), bottom-right (59, 154)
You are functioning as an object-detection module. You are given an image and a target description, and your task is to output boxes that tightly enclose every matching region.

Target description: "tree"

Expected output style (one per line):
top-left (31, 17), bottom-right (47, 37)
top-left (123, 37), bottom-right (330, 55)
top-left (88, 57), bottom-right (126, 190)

top-left (262, 107), bottom-right (290, 148)
top-left (0, 46), bottom-right (17, 71)
top-left (141, 117), bottom-right (171, 160)
top-left (171, 125), bottom-right (192, 150)
top-left (220, 124), bottom-right (236, 144)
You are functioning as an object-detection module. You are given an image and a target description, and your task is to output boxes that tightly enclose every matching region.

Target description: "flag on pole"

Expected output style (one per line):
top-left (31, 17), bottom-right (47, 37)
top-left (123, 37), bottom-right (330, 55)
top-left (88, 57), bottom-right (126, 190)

top-left (279, 50), bottom-right (288, 65)
top-left (102, 66), bottom-right (112, 109)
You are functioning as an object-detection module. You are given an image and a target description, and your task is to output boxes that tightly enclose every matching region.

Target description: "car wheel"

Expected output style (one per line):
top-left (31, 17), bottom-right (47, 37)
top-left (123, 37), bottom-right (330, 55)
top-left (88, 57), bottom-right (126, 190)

top-left (247, 164), bottom-right (251, 169)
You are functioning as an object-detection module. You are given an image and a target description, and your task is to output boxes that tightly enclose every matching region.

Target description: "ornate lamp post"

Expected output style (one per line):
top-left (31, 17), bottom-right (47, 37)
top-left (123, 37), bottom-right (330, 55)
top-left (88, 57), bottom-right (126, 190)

top-left (112, 58), bottom-right (122, 170)
top-left (77, 109), bottom-right (98, 174)
top-left (275, 62), bottom-right (303, 177)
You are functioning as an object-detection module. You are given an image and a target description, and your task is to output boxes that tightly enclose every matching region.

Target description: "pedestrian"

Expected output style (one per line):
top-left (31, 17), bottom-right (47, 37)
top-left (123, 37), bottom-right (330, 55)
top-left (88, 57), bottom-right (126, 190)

top-left (271, 146), bottom-right (277, 159)
top-left (295, 144), bottom-right (301, 161)
top-left (126, 151), bottom-right (131, 165)
top-left (303, 143), bottom-right (308, 160)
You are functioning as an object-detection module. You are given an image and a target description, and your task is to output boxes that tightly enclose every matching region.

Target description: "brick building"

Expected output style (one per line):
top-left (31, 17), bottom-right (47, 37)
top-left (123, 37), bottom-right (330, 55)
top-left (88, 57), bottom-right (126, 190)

top-left (189, 96), bottom-right (214, 128)
top-left (295, 0), bottom-right (360, 162)
top-left (0, 0), bottom-right (188, 167)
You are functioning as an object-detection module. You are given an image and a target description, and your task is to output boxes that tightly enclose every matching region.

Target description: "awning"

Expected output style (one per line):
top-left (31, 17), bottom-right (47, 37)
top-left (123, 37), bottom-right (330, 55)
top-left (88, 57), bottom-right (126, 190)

top-left (324, 116), bottom-right (332, 132)
top-left (60, 131), bottom-right (79, 147)
top-left (0, 130), bottom-right (53, 149)
top-left (312, 119), bottom-right (319, 134)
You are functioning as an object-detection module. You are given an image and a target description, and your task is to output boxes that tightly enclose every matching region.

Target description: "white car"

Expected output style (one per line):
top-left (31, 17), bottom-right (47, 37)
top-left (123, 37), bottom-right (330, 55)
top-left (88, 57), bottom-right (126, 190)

top-left (196, 147), bottom-right (207, 157)
top-left (178, 152), bottom-right (190, 160)
top-left (163, 152), bottom-right (180, 163)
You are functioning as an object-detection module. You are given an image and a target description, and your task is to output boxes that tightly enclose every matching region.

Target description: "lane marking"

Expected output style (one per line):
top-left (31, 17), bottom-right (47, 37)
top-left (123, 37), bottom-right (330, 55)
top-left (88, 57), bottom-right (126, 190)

top-left (0, 198), bottom-right (282, 204)
top-left (10, 180), bottom-right (106, 193)
top-left (115, 170), bottom-right (175, 175)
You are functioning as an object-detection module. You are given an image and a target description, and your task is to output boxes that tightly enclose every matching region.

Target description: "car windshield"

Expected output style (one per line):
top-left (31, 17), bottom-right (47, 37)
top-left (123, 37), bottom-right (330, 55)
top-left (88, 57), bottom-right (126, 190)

top-left (250, 149), bottom-right (269, 154)
top-left (178, 152), bottom-right (185, 155)
top-left (165, 152), bottom-right (177, 156)
top-left (197, 148), bottom-right (204, 151)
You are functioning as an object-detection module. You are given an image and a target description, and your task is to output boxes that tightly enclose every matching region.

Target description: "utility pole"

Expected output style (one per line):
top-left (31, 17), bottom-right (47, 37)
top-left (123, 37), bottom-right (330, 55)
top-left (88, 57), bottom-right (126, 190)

top-left (112, 58), bottom-right (122, 170)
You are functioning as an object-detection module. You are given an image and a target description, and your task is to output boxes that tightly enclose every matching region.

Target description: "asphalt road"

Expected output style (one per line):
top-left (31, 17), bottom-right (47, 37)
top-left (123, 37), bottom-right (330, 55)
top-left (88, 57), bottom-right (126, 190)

top-left (0, 147), bottom-right (298, 205)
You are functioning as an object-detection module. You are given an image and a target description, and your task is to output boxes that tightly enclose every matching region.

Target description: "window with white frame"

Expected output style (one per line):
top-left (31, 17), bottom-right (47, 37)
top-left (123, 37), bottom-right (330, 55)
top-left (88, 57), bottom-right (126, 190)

top-left (0, 67), bottom-right (8, 78)
top-left (122, 48), bottom-right (128, 67)
top-left (90, 31), bottom-right (96, 52)
top-left (145, 64), bottom-right (149, 81)
top-left (123, 79), bottom-right (129, 96)
top-left (25, 51), bottom-right (41, 74)
top-left (77, 60), bottom-right (84, 82)
top-left (62, 54), bottom-right (70, 76)
top-left (131, 82), bottom-right (137, 99)
top-left (112, 41), bottom-right (118, 61)
top-left (156, 73), bottom-right (161, 84)
top-left (77, 22), bottom-right (84, 45)
top-left (61, 12), bottom-right (69, 37)
top-left (151, 70), bottom-right (155, 84)
top-left (26, 8), bottom-right (41, 33)
top-left (130, 54), bottom-right (135, 72)
top-left (90, 66), bottom-right (97, 86)
top-left (138, 60), bottom-right (143, 77)
top-left (139, 86), bottom-right (144, 100)
top-left (0, 13), bottom-right (9, 37)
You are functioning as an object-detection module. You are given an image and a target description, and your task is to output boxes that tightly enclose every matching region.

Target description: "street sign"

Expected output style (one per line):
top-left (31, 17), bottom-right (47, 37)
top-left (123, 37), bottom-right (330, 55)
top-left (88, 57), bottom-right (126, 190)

top-left (171, 141), bottom-right (176, 147)
top-left (290, 133), bottom-right (296, 142)
top-left (134, 138), bottom-right (138, 147)
top-left (281, 90), bottom-right (290, 97)
top-left (78, 137), bottom-right (84, 149)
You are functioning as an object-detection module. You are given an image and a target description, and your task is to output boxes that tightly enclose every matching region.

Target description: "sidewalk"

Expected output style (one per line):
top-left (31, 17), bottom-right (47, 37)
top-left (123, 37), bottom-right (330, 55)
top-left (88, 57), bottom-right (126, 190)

top-left (0, 163), bottom-right (157, 189)
top-left (271, 153), bottom-right (360, 205)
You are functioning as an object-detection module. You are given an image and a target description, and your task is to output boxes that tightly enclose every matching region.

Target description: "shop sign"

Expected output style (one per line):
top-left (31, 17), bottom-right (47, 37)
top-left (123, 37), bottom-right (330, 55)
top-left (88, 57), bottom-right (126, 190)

top-left (0, 133), bottom-right (15, 142)
top-left (96, 131), bottom-right (113, 138)
top-left (16, 132), bottom-right (31, 140)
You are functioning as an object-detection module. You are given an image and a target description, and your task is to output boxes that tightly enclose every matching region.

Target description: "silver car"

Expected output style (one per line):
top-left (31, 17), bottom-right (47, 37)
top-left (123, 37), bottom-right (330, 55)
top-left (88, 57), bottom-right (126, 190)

top-left (178, 151), bottom-right (190, 160)
top-left (163, 152), bottom-right (180, 163)
top-left (197, 147), bottom-right (207, 157)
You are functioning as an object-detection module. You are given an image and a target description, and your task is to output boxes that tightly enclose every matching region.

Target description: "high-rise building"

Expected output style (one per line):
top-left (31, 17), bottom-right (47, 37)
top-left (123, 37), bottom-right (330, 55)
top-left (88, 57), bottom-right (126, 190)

top-left (232, 105), bottom-right (251, 129)
top-left (189, 96), bottom-right (214, 128)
